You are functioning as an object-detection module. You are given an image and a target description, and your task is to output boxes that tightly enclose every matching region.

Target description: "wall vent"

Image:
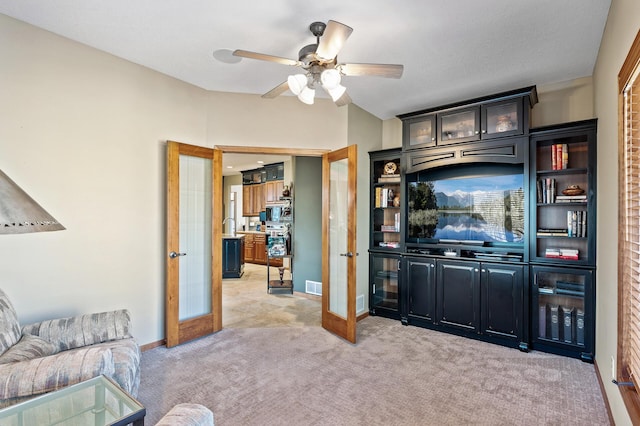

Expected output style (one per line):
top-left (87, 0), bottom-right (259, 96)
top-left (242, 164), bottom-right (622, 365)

top-left (305, 280), bottom-right (322, 296)
top-left (356, 294), bottom-right (365, 314)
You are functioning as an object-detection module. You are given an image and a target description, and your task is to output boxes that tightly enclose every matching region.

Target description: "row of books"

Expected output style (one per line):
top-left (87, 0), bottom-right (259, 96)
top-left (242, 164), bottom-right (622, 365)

top-left (539, 303), bottom-right (585, 346)
top-left (567, 210), bottom-right (587, 237)
top-left (536, 211), bottom-right (587, 239)
top-left (380, 212), bottom-right (400, 233)
top-left (537, 178), bottom-right (556, 204)
top-left (544, 248), bottom-right (579, 260)
top-left (374, 187), bottom-right (398, 208)
top-left (551, 143), bottom-right (569, 170)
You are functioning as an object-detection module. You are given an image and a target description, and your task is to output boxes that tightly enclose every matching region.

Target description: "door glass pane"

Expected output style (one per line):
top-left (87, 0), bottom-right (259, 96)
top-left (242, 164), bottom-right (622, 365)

top-left (179, 154), bottom-right (212, 321)
top-left (329, 158), bottom-right (348, 318)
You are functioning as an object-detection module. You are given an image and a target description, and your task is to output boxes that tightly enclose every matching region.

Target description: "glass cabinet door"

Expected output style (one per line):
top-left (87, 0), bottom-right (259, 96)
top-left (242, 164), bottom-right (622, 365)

top-left (403, 114), bottom-right (436, 150)
top-left (481, 98), bottom-right (523, 139)
top-left (438, 106), bottom-right (480, 144)
top-left (531, 266), bottom-right (594, 360)
top-left (370, 254), bottom-right (400, 317)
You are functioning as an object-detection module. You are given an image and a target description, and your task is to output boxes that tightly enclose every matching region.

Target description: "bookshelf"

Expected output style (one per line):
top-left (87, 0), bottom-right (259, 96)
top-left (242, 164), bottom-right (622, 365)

top-left (530, 119), bottom-right (596, 265)
top-left (529, 119), bottom-right (597, 361)
top-left (369, 148), bottom-right (403, 320)
top-left (370, 149), bottom-right (402, 252)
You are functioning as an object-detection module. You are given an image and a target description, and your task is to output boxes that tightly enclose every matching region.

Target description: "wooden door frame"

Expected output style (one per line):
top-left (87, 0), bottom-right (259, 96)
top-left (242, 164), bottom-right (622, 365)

top-left (321, 145), bottom-right (358, 343)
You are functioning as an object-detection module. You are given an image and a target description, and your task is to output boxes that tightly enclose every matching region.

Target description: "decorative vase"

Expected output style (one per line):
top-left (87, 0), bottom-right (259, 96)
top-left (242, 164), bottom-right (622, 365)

top-left (282, 185), bottom-right (290, 197)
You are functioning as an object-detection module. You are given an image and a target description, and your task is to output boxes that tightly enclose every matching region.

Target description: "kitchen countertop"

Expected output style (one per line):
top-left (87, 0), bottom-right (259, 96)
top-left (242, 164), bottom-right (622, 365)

top-left (236, 230), bottom-right (267, 234)
top-left (222, 234), bottom-right (245, 239)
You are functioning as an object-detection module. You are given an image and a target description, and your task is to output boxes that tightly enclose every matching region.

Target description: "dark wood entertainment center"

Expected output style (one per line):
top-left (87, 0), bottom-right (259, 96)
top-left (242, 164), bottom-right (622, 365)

top-left (369, 86), bottom-right (597, 361)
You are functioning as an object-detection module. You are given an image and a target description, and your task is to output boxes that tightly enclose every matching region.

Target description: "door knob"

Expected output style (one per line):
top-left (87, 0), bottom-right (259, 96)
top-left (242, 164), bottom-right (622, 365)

top-left (339, 252), bottom-right (359, 257)
top-left (169, 251), bottom-right (187, 259)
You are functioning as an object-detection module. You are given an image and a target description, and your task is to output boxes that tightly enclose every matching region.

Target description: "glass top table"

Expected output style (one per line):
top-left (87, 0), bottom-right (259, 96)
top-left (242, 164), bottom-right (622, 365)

top-left (0, 375), bottom-right (145, 426)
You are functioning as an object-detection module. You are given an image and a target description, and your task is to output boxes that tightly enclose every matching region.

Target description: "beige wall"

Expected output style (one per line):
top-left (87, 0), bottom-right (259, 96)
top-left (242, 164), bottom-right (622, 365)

top-left (0, 14), bottom-right (358, 345)
top-left (0, 14), bottom-right (208, 345)
top-left (1, 10), bottom-right (631, 421)
top-left (347, 103), bottom-right (384, 312)
top-left (593, 0), bottom-right (640, 424)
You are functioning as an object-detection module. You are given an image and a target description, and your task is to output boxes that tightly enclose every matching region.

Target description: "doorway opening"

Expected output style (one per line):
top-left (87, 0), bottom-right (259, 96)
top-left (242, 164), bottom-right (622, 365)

top-left (217, 146), bottom-right (327, 330)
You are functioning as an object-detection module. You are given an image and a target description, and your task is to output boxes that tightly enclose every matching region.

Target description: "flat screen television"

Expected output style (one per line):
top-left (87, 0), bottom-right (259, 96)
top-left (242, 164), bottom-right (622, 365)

top-left (406, 164), bottom-right (525, 247)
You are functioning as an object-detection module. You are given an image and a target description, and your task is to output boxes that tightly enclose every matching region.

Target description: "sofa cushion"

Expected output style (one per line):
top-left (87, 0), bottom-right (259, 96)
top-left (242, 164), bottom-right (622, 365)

top-left (21, 309), bottom-right (132, 352)
top-left (0, 289), bottom-right (22, 357)
top-left (0, 334), bottom-right (59, 364)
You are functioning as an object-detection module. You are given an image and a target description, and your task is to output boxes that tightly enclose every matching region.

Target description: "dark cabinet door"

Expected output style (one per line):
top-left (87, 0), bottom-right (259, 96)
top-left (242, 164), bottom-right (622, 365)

top-left (406, 257), bottom-right (436, 322)
top-left (436, 260), bottom-right (480, 332)
top-left (480, 263), bottom-right (523, 342)
top-left (222, 238), bottom-right (242, 278)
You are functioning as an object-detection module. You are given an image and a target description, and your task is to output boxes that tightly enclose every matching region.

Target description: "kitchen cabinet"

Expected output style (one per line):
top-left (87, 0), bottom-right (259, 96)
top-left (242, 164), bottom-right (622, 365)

top-left (222, 235), bottom-right (244, 278)
top-left (242, 183), bottom-right (265, 216)
top-left (265, 180), bottom-right (284, 203)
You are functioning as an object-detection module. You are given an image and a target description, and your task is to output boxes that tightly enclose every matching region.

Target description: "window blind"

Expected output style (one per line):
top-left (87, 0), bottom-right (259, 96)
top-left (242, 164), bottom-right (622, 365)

top-left (621, 66), bottom-right (640, 385)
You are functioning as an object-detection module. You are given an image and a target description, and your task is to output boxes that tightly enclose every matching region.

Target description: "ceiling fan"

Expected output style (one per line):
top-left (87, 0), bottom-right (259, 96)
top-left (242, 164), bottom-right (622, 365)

top-left (232, 20), bottom-right (404, 106)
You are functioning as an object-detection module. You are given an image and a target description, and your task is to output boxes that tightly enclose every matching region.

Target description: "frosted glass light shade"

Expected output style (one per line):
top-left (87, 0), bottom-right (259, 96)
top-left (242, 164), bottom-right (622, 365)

top-left (320, 68), bottom-right (341, 89)
top-left (287, 74), bottom-right (308, 95)
top-left (298, 86), bottom-right (315, 104)
top-left (325, 84), bottom-right (347, 102)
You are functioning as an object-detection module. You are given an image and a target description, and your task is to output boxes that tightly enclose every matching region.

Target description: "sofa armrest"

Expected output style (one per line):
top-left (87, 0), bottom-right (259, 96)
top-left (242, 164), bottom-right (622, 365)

top-left (21, 309), bottom-right (132, 351)
top-left (0, 346), bottom-right (115, 401)
top-left (155, 403), bottom-right (214, 426)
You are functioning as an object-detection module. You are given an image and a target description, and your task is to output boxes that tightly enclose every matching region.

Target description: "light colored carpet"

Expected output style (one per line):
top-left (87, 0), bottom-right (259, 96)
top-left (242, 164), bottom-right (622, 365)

top-left (138, 264), bottom-right (610, 425)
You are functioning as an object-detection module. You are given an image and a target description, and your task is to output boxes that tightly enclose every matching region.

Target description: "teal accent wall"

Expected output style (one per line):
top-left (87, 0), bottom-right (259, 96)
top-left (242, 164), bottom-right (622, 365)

top-left (292, 156), bottom-right (322, 292)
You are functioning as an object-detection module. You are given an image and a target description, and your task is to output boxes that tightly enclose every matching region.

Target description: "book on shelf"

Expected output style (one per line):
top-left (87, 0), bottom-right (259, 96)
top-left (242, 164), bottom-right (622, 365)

top-left (539, 304), bottom-right (547, 338)
top-left (378, 241), bottom-right (400, 248)
top-left (556, 194), bottom-right (587, 202)
top-left (545, 248), bottom-right (579, 260)
top-left (576, 309), bottom-right (585, 345)
top-left (537, 178), bottom-right (556, 203)
top-left (562, 306), bottom-right (574, 344)
top-left (550, 304), bottom-right (560, 341)
top-left (551, 144), bottom-right (568, 170)
top-left (378, 175), bottom-right (401, 183)
top-left (375, 187), bottom-right (396, 208)
top-left (566, 210), bottom-right (587, 237)
top-left (537, 228), bottom-right (569, 237)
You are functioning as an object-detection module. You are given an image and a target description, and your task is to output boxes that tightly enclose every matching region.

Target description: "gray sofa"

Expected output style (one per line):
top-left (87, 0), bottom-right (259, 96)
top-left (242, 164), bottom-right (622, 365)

top-left (0, 288), bottom-right (140, 408)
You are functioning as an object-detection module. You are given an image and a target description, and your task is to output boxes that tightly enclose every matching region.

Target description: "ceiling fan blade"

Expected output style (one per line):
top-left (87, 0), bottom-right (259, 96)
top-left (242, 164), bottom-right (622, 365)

top-left (340, 63), bottom-right (404, 78)
top-left (334, 91), bottom-right (352, 107)
top-left (261, 81), bottom-right (290, 99)
top-left (233, 49), bottom-right (300, 66)
top-left (315, 20), bottom-right (353, 61)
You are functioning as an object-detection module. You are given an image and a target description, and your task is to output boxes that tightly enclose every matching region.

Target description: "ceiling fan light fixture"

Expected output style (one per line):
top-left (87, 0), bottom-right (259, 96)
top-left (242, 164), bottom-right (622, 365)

top-left (320, 68), bottom-right (341, 89)
top-left (287, 74), bottom-right (308, 95)
top-left (325, 84), bottom-right (347, 102)
top-left (298, 86), bottom-right (315, 104)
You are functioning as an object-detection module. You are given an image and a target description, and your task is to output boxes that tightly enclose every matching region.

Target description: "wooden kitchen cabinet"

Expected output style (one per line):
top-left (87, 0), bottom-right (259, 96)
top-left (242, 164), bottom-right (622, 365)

top-left (265, 180), bottom-right (284, 203)
top-left (242, 183), bottom-right (265, 216)
top-left (253, 233), bottom-right (267, 264)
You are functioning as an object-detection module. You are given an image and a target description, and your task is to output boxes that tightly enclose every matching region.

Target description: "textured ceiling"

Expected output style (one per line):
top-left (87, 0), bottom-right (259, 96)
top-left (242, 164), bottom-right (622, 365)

top-left (0, 0), bottom-right (610, 121)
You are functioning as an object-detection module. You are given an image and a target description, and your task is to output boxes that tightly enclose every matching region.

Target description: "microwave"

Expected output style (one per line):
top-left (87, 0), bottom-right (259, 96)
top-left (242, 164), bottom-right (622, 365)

top-left (265, 204), bottom-right (284, 222)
